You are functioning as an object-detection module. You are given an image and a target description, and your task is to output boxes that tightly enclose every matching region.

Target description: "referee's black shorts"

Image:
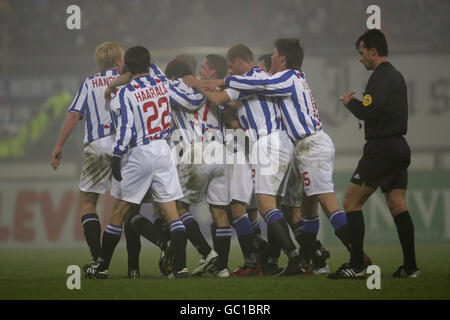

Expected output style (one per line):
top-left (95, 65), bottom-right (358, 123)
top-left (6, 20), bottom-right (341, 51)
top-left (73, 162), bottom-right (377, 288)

top-left (350, 136), bottom-right (411, 193)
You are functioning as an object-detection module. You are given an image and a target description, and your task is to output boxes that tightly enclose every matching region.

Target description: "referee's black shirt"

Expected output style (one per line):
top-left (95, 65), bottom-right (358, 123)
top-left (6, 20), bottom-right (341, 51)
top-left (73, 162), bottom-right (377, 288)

top-left (347, 61), bottom-right (408, 140)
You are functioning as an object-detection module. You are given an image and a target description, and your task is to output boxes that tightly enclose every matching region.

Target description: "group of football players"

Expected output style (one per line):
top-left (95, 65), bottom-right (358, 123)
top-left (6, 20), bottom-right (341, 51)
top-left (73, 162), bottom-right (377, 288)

top-left (51, 30), bottom-right (419, 280)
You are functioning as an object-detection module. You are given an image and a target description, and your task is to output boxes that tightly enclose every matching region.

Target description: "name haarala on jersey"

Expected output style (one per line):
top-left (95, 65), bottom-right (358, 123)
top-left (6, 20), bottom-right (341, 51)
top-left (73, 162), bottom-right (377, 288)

top-left (134, 84), bottom-right (168, 103)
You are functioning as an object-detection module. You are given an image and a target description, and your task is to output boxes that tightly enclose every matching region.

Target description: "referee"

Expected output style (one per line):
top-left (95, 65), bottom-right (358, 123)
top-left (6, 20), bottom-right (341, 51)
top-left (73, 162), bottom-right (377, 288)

top-left (328, 29), bottom-right (419, 279)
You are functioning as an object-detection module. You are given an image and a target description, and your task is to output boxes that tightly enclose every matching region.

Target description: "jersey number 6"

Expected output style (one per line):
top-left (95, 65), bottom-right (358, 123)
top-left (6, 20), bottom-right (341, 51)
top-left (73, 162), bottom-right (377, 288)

top-left (143, 97), bottom-right (170, 135)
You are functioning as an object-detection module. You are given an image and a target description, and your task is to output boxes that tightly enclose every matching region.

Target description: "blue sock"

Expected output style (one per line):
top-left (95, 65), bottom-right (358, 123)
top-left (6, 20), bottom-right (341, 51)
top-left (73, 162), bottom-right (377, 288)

top-left (232, 214), bottom-right (254, 236)
top-left (105, 223), bottom-right (123, 236)
top-left (263, 209), bottom-right (284, 225)
top-left (233, 214), bottom-right (256, 267)
top-left (301, 216), bottom-right (319, 234)
top-left (298, 217), bottom-right (319, 260)
top-left (181, 212), bottom-right (211, 257)
top-left (180, 212), bottom-right (195, 226)
top-left (169, 219), bottom-right (187, 272)
top-left (101, 223), bottom-right (123, 268)
top-left (329, 210), bottom-right (347, 231)
top-left (215, 227), bottom-right (232, 270)
top-left (169, 219), bottom-right (186, 234)
top-left (216, 227), bottom-right (233, 239)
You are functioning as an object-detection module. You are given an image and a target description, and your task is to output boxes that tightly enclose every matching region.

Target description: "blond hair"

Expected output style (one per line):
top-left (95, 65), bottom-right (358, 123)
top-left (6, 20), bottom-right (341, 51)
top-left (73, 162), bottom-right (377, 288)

top-left (95, 42), bottom-right (123, 71)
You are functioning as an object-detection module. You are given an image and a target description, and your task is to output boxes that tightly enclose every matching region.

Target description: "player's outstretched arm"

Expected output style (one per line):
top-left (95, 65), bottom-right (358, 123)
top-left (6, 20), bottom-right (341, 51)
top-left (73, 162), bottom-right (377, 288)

top-left (203, 89), bottom-right (231, 106)
top-left (183, 75), bottom-right (225, 92)
top-left (183, 75), bottom-right (230, 106)
top-left (225, 71), bottom-right (294, 97)
top-left (104, 72), bottom-right (132, 103)
top-left (50, 111), bottom-right (81, 170)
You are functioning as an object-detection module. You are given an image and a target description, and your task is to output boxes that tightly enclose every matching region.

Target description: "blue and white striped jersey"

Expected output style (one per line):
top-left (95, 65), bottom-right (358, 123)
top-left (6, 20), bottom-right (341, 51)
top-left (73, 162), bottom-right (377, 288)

top-left (110, 74), bottom-right (172, 157)
top-left (225, 66), bottom-right (282, 140)
top-left (68, 68), bottom-right (120, 145)
top-left (193, 100), bottom-right (226, 143)
top-left (110, 74), bottom-right (207, 156)
top-left (149, 63), bottom-right (167, 82)
top-left (225, 69), bottom-right (322, 141)
top-left (150, 64), bottom-right (224, 143)
top-left (169, 78), bottom-right (207, 143)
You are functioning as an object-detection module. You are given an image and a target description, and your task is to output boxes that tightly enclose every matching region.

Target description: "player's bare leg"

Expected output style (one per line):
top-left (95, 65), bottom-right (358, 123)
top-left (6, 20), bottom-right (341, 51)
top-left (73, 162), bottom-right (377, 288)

top-left (257, 194), bottom-right (303, 276)
top-left (152, 202), bottom-right (170, 240)
top-left (316, 192), bottom-right (340, 216)
top-left (384, 189), bottom-right (419, 277)
top-left (158, 200), bottom-right (188, 277)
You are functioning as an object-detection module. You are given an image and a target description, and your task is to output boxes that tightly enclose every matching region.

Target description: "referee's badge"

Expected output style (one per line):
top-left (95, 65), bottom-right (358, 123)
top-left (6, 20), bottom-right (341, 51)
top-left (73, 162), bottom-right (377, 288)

top-left (362, 94), bottom-right (372, 107)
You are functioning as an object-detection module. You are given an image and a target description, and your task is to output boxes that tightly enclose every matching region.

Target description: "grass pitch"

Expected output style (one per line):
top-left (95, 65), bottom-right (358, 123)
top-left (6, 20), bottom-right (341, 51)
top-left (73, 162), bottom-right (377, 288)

top-left (0, 244), bottom-right (449, 300)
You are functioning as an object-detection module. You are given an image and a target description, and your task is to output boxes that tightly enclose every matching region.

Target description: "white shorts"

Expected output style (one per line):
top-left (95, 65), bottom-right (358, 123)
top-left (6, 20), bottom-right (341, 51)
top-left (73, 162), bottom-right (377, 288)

top-left (79, 135), bottom-right (114, 194)
top-left (229, 162), bottom-right (253, 205)
top-left (280, 160), bottom-right (302, 207)
top-left (111, 140), bottom-right (183, 204)
top-left (252, 131), bottom-right (294, 197)
top-left (177, 141), bottom-right (230, 206)
top-left (294, 130), bottom-right (335, 196)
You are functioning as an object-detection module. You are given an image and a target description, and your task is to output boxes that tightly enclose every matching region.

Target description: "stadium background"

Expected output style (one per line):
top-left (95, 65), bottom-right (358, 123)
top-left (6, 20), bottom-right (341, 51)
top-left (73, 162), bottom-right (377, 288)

top-left (0, 0), bottom-right (449, 252)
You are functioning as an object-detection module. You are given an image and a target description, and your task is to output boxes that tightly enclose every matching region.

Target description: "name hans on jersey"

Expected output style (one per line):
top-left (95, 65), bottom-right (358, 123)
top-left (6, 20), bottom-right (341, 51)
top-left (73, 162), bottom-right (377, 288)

top-left (134, 84), bottom-right (168, 103)
top-left (91, 76), bottom-right (119, 89)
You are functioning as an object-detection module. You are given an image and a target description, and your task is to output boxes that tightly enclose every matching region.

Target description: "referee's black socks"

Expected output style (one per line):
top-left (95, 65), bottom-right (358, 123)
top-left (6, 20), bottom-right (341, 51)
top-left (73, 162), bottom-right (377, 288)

top-left (346, 210), bottom-right (365, 269)
top-left (81, 213), bottom-right (102, 261)
top-left (393, 211), bottom-right (417, 270)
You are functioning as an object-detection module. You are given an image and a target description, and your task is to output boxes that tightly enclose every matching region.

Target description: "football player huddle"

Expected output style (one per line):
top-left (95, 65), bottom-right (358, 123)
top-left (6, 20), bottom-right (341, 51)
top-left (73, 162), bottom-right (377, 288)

top-left (51, 31), bottom-right (419, 281)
